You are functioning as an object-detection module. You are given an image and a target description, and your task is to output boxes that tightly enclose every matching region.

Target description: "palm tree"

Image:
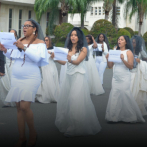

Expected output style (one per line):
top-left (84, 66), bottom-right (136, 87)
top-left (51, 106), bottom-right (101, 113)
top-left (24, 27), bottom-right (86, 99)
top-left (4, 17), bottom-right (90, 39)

top-left (125, 0), bottom-right (147, 36)
top-left (103, 0), bottom-right (113, 20)
top-left (71, 0), bottom-right (99, 29)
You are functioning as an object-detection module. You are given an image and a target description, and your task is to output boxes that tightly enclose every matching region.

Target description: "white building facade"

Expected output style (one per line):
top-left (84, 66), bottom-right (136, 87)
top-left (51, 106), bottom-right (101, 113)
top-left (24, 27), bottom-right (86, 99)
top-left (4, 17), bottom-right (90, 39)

top-left (0, 0), bottom-right (61, 38)
top-left (68, 1), bottom-right (147, 36)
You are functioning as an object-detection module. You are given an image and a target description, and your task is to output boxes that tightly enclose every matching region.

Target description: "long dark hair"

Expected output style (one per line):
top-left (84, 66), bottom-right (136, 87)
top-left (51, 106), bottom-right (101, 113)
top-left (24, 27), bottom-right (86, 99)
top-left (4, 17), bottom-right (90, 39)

top-left (116, 35), bottom-right (133, 53)
top-left (86, 35), bottom-right (93, 45)
top-left (131, 35), bottom-right (142, 55)
top-left (10, 19), bottom-right (39, 67)
top-left (67, 28), bottom-right (83, 53)
top-left (96, 33), bottom-right (110, 50)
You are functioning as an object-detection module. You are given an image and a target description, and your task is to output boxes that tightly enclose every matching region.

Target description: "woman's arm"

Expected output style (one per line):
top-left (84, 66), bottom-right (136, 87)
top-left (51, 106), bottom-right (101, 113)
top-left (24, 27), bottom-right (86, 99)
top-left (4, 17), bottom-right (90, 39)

top-left (68, 47), bottom-right (87, 65)
top-left (91, 36), bottom-right (97, 49)
top-left (121, 50), bottom-right (134, 69)
top-left (106, 53), bottom-right (114, 68)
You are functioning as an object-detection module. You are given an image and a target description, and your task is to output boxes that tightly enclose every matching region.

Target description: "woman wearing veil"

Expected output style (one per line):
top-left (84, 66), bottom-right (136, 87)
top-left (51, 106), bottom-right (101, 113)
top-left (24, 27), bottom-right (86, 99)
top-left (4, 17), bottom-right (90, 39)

top-left (131, 35), bottom-right (147, 116)
top-left (0, 29), bottom-right (17, 107)
top-left (105, 35), bottom-right (145, 123)
top-left (94, 33), bottom-right (109, 85)
top-left (54, 27), bottom-right (101, 137)
top-left (36, 36), bottom-right (60, 103)
top-left (0, 19), bottom-right (48, 147)
top-left (85, 34), bottom-right (105, 95)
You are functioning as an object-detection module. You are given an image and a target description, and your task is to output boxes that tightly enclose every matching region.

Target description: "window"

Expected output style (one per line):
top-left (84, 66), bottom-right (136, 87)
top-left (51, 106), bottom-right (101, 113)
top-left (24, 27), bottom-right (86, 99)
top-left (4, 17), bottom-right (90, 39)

top-left (18, 10), bottom-right (22, 38)
top-left (95, 7), bottom-right (97, 15)
top-left (9, 9), bottom-right (12, 32)
top-left (28, 10), bottom-right (31, 19)
top-left (99, 7), bottom-right (101, 15)
top-left (46, 12), bottom-right (50, 27)
top-left (91, 7), bottom-right (93, 15)
top-left (117, 7), bottom-right (120, 15)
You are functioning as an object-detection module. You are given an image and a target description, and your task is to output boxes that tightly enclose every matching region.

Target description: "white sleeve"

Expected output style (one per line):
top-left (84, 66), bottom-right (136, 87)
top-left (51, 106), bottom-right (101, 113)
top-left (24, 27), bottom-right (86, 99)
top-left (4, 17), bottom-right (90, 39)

top-left (3, 49), bottom-right (13, 59)
top-left (103, 42), bottom-right (109, 55)
top-left (24, 43), bottom-right (49, 67)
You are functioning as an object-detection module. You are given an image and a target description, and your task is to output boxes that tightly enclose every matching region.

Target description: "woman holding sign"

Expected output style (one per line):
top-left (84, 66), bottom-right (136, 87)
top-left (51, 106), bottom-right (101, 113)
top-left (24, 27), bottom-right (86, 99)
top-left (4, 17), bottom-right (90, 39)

top-left (0, 29), bottom-right (17, 107)
top-left (130, 35), bottom-right (147, 116)
top-left (95, 33), bottom-right (110, 85)
top-left (36, 36), bottom-right (60, 103)
top-left (54, 27), bottom-right (101, 137)
top-left (0, 19), bottom-right (48, 147)
top-left (85, 35), bottom-right (105, 95)
top-left (105, 35), bottom-right (145, 123)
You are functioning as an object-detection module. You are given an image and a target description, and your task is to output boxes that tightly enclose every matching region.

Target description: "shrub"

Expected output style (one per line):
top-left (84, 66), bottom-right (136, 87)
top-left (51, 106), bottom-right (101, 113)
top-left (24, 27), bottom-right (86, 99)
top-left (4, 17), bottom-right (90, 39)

top-left (55, 41), bottom-right (65, 47)
top-left (117, 29), bottom-right (131, 38)
top-left (124, 27), bottom-right (134, 37)
top-left (54, 23), bottom-right (74, 42)
top-left (90, 19), bottom-right (117, 48)
top-left (81, 28), bottom-right (89, 36)
top-left (143, 32), bottom-right (147, 48)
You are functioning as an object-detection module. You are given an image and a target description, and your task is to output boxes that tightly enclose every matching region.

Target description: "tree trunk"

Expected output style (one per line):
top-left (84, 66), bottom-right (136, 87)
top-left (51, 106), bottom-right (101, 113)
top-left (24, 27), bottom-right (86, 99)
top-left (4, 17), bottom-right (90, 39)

top-left (112, 0), bottom-right (116, 27)
top-left (138, 22), bottom-right (142, 36)
top-left (62, 14), bottom-right (68, 23)
top-left (81, 14), bottom-right (84, 29)
top-left (105, 11), bottom-right (109, 20)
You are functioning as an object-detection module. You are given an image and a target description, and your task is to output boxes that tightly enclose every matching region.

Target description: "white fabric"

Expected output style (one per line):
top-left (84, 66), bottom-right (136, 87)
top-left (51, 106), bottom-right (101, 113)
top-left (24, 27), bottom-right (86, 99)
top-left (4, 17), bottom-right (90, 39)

top-left (55, 52), bottom-right (101, 137)
top-left (59, 63), bottom-right (67, 87)
top-left (105, 50), bottom-right (145, 122)
top-left (36, 56), bottom-right (60, 103)
top-left (131, 60), bottom-right (147, 116)
top-left (85, 44), bottom-right (105, 95)
top-left (95, 56), bottom-right (107, 84)
top-left (3, 43), bottom-right (49, 102)
top-left (0, 57), bottom-right (15, 106)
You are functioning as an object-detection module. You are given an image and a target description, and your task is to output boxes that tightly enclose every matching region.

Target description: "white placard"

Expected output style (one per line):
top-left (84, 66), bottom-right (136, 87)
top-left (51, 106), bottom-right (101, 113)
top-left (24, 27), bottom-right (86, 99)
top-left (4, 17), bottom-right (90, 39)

top-left (98, 44), bottom-right (102, 51)
top-left (108, 50), bottom-right (122, 63)
top-left (53, 47), bottom-right (69, 61)
top-left (0, 32), bottom-right (18, 50)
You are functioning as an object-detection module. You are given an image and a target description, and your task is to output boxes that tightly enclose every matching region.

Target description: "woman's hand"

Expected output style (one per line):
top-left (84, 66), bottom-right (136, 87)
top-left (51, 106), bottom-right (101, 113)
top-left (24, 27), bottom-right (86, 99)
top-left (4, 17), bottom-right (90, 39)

top-left (13, 40), bottom-right (24, 49)
top-left (0, 43), bottom-right (7, 53)
top-left (67, 54), bottom-right (72, 62)
top-left (136, 58), bottom-right (140, 63)
top-left (120, 54), bottom-right (124, 61)
top-left (50, 52), bottom-right (54, 59)
top-left (105, 53), bottom-right (109, 60)
top-left (102, 44), bottom-right (104, 52)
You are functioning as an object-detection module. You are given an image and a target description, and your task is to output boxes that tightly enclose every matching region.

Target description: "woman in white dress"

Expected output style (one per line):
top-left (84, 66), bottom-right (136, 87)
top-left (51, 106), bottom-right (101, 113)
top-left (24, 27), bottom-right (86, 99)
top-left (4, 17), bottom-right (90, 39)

top-left (53, 27), bottom-right (101, 137)
top-left (94, 33), bottom-right (110, 85)
top-left (0, 19), bottom-right (48, 147)
top-left (0, 29), bottom-right (17, 107)
top-left (36, 36), bottom-right (60, 103)
top-left (85, 35), bottom-right (104, 95)
top-left (131, 35), bottom-right (147, 116)
top-left (105, 35), bottom-right (145, 123)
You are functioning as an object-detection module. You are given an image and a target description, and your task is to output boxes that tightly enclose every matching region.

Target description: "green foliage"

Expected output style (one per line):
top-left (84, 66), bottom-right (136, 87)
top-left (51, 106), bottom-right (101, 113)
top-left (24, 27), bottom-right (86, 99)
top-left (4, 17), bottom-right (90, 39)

top-left (90, 19), bottom-right (117, 49)
top-left (54, 23), bottom-right (74, 42)
top-left (55, 41), bottom-right (65, 47)
top-left (123, 27), bottom-right (134, 37)
top-left (90, 19), bottom-right (117, 38)
top-left (143, 32), bottom-right (147, 45)
top-left (81, 28), bottom-right (89, 36)
top-left (117, 28), bottom-right (131, 38)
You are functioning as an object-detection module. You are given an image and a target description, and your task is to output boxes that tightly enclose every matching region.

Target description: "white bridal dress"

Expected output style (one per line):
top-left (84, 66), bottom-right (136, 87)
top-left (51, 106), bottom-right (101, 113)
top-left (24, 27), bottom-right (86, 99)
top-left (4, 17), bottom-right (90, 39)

top-left (36, 52), bottom-right (60, 103)
top-left (0, 57), bottom-right (15, 106)
top-left (85, 44), bottom-right (105, 95)
top-left (3, 43), bottom-right (48, 103)
top-left (55, 51), bottom-right (101, 137)
top-left (105, 50), bottom-right (145, 122)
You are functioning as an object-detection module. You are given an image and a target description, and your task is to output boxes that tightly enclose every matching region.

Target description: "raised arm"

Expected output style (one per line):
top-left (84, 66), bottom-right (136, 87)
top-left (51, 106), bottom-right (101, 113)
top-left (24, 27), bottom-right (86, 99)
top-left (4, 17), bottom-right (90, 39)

top-left (68, 47), bottom-right (87, 65)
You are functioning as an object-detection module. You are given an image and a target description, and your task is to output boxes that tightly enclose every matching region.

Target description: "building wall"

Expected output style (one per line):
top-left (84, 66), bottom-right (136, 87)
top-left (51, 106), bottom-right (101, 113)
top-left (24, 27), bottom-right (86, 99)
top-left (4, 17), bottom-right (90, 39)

top-left (0, 2), bottom-right (60, 38)
top-left (68, 1), bottom-right (147, 35)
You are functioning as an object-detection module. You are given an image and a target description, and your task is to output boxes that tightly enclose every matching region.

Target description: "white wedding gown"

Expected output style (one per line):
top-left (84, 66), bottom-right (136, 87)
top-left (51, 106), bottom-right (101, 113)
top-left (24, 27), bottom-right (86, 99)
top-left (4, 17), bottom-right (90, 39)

top-left (105, 50), bottom-right (145, 122)
top-left (36, 55), bottom-right (60, 103)
top-left (85, 44), bottom-right (105, 95)
top-left (55, 52), bottom-right (101, 137)
top-left (0, 57), bottom-right (15, 106)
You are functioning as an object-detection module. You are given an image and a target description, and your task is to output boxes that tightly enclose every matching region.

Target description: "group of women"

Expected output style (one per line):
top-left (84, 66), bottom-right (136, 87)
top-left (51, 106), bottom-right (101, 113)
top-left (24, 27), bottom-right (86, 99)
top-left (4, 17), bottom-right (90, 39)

top-left (0, 18), bottom-right (147, 147)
